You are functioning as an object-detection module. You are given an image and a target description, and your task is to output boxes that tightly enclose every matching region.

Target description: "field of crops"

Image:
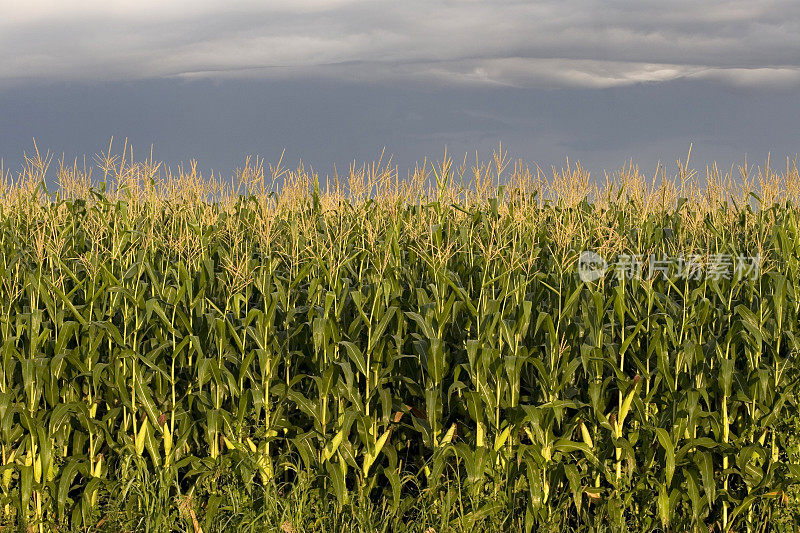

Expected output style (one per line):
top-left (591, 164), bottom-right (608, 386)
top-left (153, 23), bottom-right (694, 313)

top-left (1, 147), bottom-right (800, 531)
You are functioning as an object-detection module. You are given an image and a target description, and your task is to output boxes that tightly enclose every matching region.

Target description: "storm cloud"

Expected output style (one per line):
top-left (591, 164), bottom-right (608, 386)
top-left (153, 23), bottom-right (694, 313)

top-left (1, 1), bottom-right (798, 179)
top-left (2, 1), bottom-right (799, 88)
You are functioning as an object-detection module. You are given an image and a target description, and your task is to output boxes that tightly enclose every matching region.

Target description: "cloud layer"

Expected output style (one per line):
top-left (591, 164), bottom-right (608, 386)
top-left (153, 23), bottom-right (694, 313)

top-left (2, 1), bottom-right (799, 87)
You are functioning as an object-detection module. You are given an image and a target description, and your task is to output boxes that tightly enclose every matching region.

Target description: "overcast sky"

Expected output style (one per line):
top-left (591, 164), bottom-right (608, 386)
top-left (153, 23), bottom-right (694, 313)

top-left (1, 1), bottom-right (799, 181)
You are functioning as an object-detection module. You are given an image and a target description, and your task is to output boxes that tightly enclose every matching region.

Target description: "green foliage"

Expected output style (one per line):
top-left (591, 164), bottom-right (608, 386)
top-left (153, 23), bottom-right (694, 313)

top-left (1, 151), bottom-right (800, 531)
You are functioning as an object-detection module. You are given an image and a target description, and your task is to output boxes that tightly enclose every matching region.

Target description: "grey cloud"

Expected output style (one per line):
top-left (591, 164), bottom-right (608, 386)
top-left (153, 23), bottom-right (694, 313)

top-left (2, 1), bottom-right (799, 87)
top-left (1, 76), bottom-right (797, 180)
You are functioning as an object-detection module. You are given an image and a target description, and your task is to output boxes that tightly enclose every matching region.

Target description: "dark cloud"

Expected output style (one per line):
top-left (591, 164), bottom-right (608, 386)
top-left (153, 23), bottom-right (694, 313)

top-left (1, 77), bottom-right (797, 182)
top-left (1, 3), bottom-right (797, 178)
top-left (2, 1), bottom-right (799, 87)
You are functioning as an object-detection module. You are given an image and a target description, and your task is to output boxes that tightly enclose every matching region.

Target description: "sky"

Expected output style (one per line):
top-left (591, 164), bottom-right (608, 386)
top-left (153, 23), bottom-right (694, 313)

top-left (1, 0), bottom-right (799, 182)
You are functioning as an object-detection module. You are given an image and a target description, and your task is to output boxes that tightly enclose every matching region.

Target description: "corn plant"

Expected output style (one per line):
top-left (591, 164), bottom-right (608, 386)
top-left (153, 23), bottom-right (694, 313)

top-left (0, 146), bottom-right (798, 531)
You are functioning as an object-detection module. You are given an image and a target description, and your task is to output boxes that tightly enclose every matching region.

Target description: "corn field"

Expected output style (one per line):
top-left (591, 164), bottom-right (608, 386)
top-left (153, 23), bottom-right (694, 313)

top-left (1, 146), bottom-right (800, 531)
